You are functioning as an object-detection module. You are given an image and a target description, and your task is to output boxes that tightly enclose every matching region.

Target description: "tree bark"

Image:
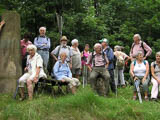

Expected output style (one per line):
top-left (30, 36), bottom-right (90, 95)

top-left (0, 11), bottom-right (22, 93)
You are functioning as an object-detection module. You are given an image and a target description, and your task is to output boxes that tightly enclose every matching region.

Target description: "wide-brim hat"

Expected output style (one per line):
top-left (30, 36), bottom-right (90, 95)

top-left (60, 36), bottom-right (68, 41)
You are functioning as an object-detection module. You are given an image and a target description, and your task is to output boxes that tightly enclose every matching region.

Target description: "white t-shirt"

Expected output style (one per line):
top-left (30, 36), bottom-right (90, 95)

top-left (133, 60), bottom-right (147, 77)
top-left (71, 46), bottom-right (81, 68)
top-left (27, 53), bottom-right (46, 78)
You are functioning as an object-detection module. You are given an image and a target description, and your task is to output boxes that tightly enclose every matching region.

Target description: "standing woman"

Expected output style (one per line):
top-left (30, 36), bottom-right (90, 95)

top-left (81, 44), bottom-right (90, 84)
top-left (151, 52), bottom-right (160, 101)
top-left (114, 45), bottom-right (130, 87)
top-left (20, 33), bottom-right (32, 73)
top-left (18, 45), bottom-right (47, 100)
top-left (130, 51), bottom-right (149, 101)
top-left (71, 39), bottom-right (81, 79)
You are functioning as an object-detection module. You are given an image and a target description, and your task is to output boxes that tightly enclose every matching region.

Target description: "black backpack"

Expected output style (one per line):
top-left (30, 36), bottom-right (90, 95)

top-left (131, 41), bottom-right (147, 55)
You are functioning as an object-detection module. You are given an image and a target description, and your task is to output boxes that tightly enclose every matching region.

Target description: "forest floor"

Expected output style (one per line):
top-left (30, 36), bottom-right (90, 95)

top-left (0, 85), bottom-right (160, 120)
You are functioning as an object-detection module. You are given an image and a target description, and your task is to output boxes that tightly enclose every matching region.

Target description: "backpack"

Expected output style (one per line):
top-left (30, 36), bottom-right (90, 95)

top-left (131, 41), bottom-right (146, 55)
top-left (56, 45), bottom-right (70, 57)
top-left (116, 56), bottom-right (125, 69)
top-left (133, 60), bottom-right (146, 66)
top-left (51, 61), bottom-right (69, 77)
top-left (91, 52), bottom-right (106, 67)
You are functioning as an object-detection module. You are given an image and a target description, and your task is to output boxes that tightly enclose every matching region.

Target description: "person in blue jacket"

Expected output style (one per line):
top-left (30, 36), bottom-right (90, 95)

top-left (100, 38), bottom-right (116, 93)
top-left (53, 52), bottom-right (81, 94)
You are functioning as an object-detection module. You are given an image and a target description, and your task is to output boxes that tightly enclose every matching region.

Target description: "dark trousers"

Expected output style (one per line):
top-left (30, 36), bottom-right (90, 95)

top-left (109, 69), bottom-right (116, 93)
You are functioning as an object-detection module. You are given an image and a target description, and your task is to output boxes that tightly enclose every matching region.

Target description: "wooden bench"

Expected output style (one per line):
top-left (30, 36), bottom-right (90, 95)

top-left (34, 77), bottom-right (69, 95)
top-left (13, 77), bottom-right (69, 99)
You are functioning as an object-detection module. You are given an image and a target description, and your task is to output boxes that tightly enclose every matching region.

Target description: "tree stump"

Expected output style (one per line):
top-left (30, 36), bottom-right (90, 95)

top-left (0, 11), bottom-right (22, 93)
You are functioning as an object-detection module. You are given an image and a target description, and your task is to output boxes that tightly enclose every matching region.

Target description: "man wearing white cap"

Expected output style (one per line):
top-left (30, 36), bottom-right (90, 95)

top-left (100, 38), bottom-right (116, 93)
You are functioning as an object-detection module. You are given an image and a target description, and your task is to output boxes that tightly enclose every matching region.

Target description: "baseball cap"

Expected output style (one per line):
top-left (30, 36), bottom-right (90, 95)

top-left (99, 38), bottom-right (109, 43)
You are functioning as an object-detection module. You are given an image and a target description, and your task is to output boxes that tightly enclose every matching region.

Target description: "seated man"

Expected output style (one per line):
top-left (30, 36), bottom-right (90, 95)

top-left (87, 43), bottom-right (110, 96)
top-left (53, 52), bottom-right (81, 94)
top-left (18, 44), bottom-right (47, 100)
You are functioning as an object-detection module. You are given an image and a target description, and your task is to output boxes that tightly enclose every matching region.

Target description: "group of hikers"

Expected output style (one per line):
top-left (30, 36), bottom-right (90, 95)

top-left (1, 20), bottom-right (160, 102)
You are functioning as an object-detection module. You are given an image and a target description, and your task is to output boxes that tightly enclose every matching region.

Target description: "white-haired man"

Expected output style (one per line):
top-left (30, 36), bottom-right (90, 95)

top-left (34, 27), bottom-right (51, 71)
top-left (71, 39), bottom-right (81, 79)
top-left (130, 34), bottom-right (152, 61)
top-left (51, 36), bottom-right (72, 68)
top-left (87, 43), bottom-right (110, 96)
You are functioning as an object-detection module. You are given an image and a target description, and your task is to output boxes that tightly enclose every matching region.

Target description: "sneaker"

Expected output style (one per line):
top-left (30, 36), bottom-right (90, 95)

top-left (151, 98), bottom-right (158, 102)
top-left (144, 96), bottom-right (149, 101)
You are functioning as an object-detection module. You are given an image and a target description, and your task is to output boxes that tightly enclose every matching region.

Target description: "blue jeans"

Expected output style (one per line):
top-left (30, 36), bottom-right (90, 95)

top-left (37, 50), bottom-right (49, 69)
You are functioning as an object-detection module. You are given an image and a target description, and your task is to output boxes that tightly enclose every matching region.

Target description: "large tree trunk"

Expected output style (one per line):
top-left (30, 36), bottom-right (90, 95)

top-left (0, 11), bottom-right (22, 93)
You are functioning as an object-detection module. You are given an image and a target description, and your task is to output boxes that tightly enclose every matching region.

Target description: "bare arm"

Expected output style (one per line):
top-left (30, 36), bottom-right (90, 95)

top-left (151, 66), bottom-right (159, 81)
top-left (130, 63), bottom-right (135, 78)
top-left (51, 53), bottom-right (58, 61)
top-left (0, 20), bottom-right (5, 31)
top-left (34, 67), bottom-right (40, 83)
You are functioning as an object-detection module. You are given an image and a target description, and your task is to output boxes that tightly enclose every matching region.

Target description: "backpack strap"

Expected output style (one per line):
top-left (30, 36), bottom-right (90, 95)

top-left (92, 52), bottom-right (95, 67)
top-left (56, 45), bottom-right (61, 57)
top-left (36, 36), bottom-right (49, 41)
top-left (102, 52), bottom-right (107, 64)
top-left (133, 60), bottom-right (136, 66)
top-left (153, 61), bottom-right (156, 69)
top-left (143, 60), bottom-right (146, 65)
top-left (141, 41), bottom-right (147, 55)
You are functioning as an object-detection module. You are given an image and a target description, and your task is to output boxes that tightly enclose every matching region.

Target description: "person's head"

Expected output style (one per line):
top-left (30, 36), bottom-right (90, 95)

top-left (114, 45), bottom-right (121, 52)
top-left (60, 36), bottom-right (68, 46)
top-left (27, 44), bottom-right (37, 57)
top-left (94, 43), bottom-right (102, 53)
top-left (39, 27), bottom-right (46, 36)
top-left (84, 44), bottom-right (89, 51)
top-left (133, 34), bottom-right (141, 43)
top-left (23, 33), bottom-right (31, 41)
top-left (156, 52), bottom-right (160, 62)
top-left (71, 39), bottom-right (78, 47)
top-left (99, 38), bottom-right (109, 48)
top-left (60, 52), bottom-right (67, 62)
top-left (136, 51), bottom-right (143, 61)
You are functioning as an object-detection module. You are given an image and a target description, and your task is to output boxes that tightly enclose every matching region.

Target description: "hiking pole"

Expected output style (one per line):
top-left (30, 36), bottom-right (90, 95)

top-left (85, 64), bottom-right (88, 86)
top-left (115, 82), bottom-right (118, 98)
top-left (83, 65), bottom-right (85, 88)
top-left (13, 79), bottom-right (19, 99)
top-left (135, 79), bottom-right (142, 103)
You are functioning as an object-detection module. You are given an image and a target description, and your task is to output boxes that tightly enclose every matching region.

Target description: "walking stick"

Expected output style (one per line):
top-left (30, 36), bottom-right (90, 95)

top-left (135, 79), bottom-right (142, 103)
top-left (13, 79), bottom-right (19, 99)
top-left (83, 65), bottom-right (85, 88)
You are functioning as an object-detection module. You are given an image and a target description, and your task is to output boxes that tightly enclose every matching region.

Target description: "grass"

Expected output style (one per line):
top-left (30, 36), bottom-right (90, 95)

top-left (1, 86), bottom-right (160, 120)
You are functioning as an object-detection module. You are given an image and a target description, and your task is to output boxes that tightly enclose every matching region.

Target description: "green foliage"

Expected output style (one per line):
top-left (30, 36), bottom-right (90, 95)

top-left (1, 86), bottom-right (160, 120)
top-left (0, 0), bottom-right (160, 57)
